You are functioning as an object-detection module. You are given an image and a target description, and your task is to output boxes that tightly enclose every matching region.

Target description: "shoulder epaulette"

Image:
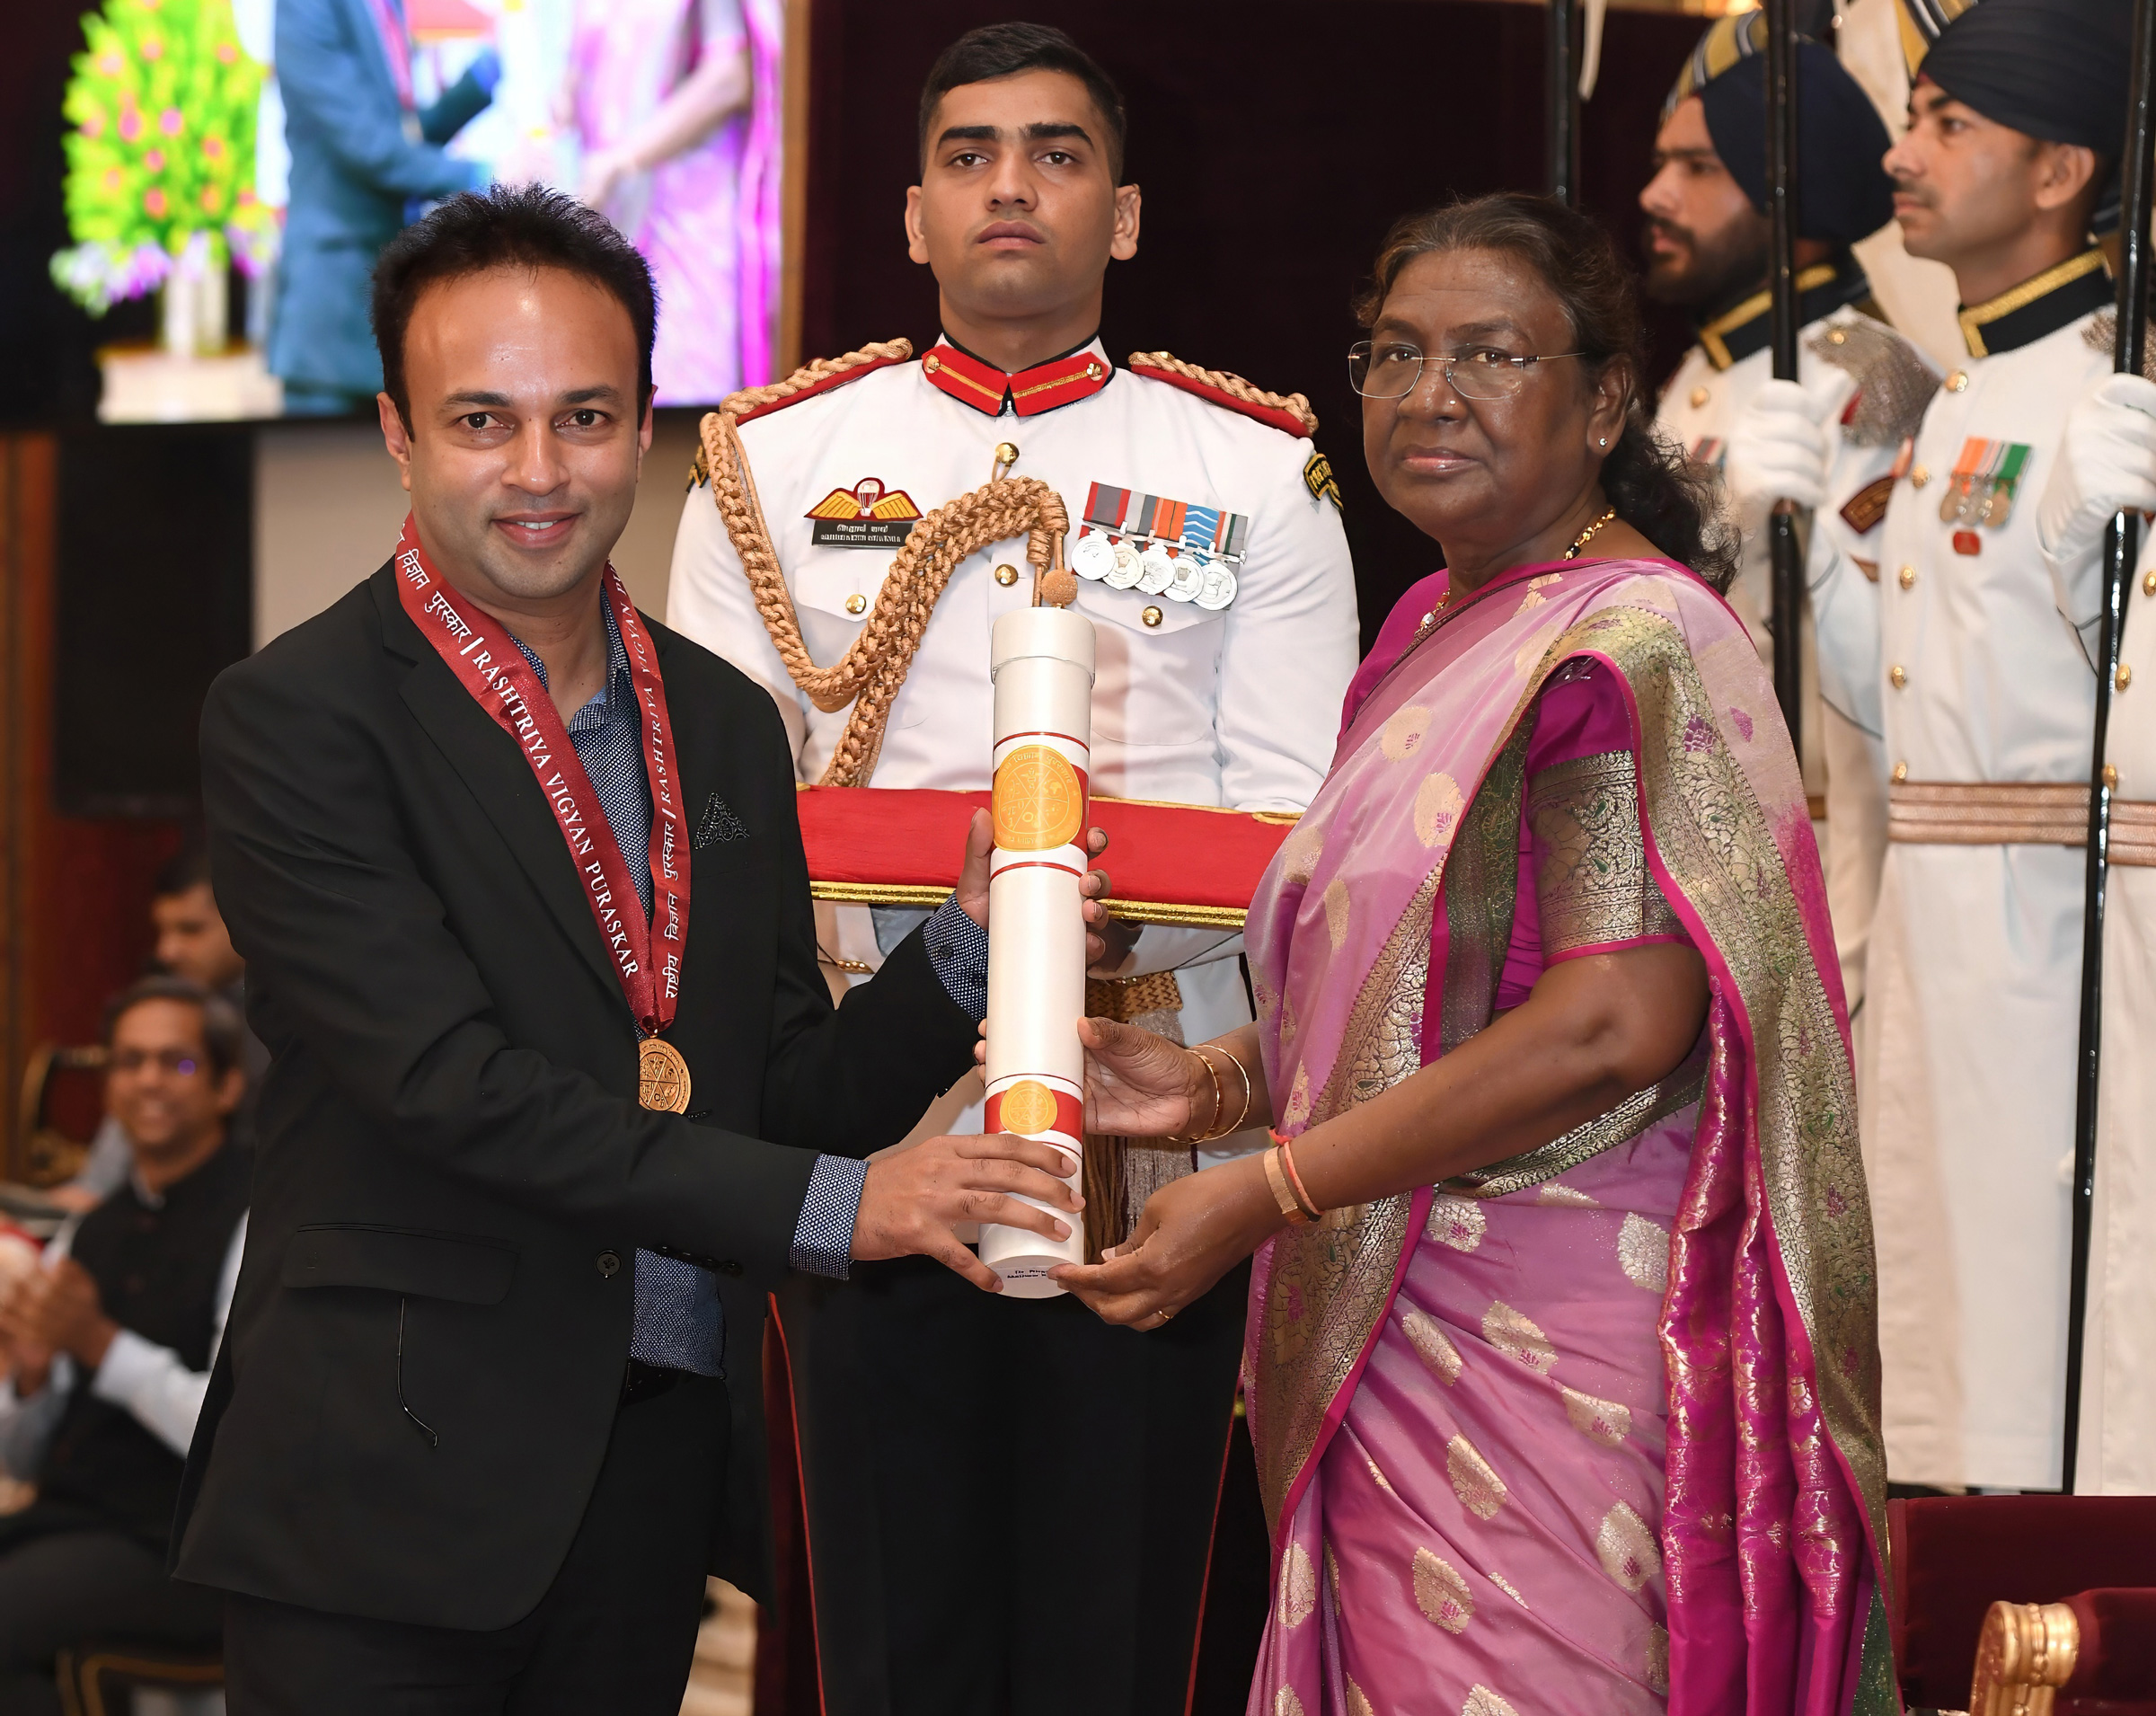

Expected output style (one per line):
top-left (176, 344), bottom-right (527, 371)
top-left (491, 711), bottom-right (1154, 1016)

top-left (689, 338), bottom-right (914, 489)
top-left (1127, 350), bottom-right (1319, 438)
top-left (1806, 317), bottom-right (1939, 448)
top-left (2083, 311), bottom-right (2156, 383)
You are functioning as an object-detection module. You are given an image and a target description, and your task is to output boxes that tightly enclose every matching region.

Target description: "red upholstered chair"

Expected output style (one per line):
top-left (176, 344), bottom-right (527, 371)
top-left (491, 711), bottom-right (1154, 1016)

top-left (1890, 1497), bottom-right (2156, 1713)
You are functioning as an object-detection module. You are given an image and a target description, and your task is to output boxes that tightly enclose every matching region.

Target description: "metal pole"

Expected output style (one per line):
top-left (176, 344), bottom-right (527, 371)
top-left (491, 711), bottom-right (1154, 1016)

top-left (1549, 0), bottom-right (1580, 205)
top-left (1764, 0), bottom-right (1804, 753)
top-left (2063, 0), bottom-right (2156, 1497)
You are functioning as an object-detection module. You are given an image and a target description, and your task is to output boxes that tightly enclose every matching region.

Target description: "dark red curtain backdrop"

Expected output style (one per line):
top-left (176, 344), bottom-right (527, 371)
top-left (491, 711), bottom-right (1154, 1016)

top-left (797, 0), bottom-right (1703, 646)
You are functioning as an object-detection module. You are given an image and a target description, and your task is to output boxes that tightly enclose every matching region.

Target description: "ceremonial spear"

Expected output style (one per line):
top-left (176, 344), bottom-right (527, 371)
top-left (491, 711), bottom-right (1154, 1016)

top-left (1549, 0), bottom-right (1581, 204)
top-left (1764, 0), bottom-right (1806, 757)
top-left (2062, 0), bottom-right (2156, 1495)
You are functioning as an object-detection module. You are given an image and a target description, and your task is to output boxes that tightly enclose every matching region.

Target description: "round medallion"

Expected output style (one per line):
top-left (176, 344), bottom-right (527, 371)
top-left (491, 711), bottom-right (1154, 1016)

top-left (1104, 541), bottom-right (1144, 589)
top-left (998, 1079), bottom-right (1058, 1135)
top-left (1137, 544), bottom-right (1178, 595)
top-left (1070, 533), bottom-right (1117, 580)
top-left (639, 1037), bottom-right (692, 1113)
top-left (1195, 564), bottom-right (1239, 611)
top-left (1165, 553), bottom-right (1206, 602)
top-left (992, 743), bottom-right (1085, 852)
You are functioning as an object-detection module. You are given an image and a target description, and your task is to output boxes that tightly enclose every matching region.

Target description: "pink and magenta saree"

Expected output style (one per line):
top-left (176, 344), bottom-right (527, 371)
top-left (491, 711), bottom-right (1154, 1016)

top-left (1241, 558), bottom-right (1894, 1715)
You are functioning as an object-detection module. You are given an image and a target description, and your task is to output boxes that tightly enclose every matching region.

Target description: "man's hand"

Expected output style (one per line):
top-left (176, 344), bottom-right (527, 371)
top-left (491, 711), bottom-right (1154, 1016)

top-left (2038, 371), bottom-right (2156, 569)
top-left (954, 811), bottom-right (1116, 968)
top-left (1052, 1153), bottom-right (1282, 1329)
top-left (0, 1273), bottom-right (56, 1396)
top-left (1, 1259), bottom-right (118, 1372)
top-left (852, 1132), bottom-right (1084, 1291)
top-left (1725, 370), bottom-right (1851, 526)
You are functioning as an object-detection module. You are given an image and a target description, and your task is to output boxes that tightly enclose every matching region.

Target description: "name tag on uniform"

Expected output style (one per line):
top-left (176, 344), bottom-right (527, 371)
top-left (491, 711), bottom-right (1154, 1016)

top-left (1067, 482), bottom-right (1247, 611)
top-left (806, 477), bottom-right (922, 548)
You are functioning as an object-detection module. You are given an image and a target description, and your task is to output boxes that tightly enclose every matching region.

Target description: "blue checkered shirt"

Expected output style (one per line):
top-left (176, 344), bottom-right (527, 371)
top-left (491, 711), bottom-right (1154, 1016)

top-left (511, 608), bottom-right (988, 1375)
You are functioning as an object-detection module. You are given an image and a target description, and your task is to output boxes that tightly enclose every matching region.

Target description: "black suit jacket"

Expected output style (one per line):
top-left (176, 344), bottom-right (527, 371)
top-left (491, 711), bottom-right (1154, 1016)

top-left (173, 562), bottom-right (975, 1629)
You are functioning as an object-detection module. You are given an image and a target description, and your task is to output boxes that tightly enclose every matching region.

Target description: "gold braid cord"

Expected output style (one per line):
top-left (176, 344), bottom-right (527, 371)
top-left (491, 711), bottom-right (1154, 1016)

top-left (698, 338), bottom-right (1072, 787)
top-left (1128, 349), bottom-right (1319, 436)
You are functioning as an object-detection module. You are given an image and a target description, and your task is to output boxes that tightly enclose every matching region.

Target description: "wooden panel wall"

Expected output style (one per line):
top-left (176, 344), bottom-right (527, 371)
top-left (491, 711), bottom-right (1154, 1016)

top-left (1, 432), bottom-right (182, 1181)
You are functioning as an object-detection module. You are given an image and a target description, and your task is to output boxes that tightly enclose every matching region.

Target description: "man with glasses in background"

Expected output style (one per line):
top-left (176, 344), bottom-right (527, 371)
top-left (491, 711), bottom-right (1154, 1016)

top-left (0, 977), bottom-right (248, 1714)
top-left (666, 22), bottom-right (1356, 1714)
top-left (1647, 10), bottom-right (1938, 1022)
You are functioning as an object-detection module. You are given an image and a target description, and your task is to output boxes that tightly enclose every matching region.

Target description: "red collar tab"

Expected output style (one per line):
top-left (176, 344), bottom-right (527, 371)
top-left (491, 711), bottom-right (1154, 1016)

top-left (922, 343), bottom-right (1110, 418)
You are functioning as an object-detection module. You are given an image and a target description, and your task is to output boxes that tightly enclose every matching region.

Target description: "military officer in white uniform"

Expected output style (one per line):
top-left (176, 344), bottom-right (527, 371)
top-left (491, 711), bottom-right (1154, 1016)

top-left (1771, 0), bottom-right (2130, 1492)
top-left (666, 25), bottom-right (1356, 1716)
top-left (2035, 310), bottom-right (2156, 1494)
top-left (1645, 11), bottom-right (1938, 1016)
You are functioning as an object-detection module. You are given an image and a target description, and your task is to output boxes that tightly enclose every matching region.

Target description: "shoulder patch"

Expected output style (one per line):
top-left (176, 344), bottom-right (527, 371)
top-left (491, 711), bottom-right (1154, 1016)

top-left (2083, 311), bottom-right (2156, 383)
top-left (1128, 350), bottom-right (1318, 438)
top-left (1303, 450), bottom-right (1342, 512)
top-left (1806, 318), bottom-right (1938, 448)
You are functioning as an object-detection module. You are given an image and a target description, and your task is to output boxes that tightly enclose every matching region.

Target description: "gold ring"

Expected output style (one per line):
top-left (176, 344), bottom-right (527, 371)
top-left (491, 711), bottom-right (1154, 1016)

top-left (1154, 1306), bottom-right (1177, 1324)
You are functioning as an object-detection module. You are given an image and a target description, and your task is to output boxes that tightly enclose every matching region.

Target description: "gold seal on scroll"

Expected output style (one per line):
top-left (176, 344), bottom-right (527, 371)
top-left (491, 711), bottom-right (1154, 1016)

top-left (998, 1079), bottom-right (1058, 1134)
top-left (639, 1037), bottom-right (692, 1113)
top-left (992, 744), bottom-right (1084, 853)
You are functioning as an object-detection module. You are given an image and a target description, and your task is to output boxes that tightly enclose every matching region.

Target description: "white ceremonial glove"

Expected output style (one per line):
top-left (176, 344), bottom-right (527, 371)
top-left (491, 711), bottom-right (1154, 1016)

top-left (2037, 371), bottom-right (2156, 573)
top-left (1724, 368), bottom-right (1857, 532)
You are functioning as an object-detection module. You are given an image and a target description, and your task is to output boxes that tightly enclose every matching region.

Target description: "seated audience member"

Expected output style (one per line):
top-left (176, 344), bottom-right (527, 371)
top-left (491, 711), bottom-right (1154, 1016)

top-left (0, 978), bottom-right (250, 1715)
top-left (58, 842), bottom-right (267, 1210)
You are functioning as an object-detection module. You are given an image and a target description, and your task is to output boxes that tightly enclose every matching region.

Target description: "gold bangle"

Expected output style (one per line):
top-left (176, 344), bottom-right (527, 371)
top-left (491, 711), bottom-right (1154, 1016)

top-left (1174, 1047), bottom-right (1224, 1144)
top-left (1264, 1146), bottom-right (1315, 1225)
top-left (1206, 1042), bottom-right (1254, 1137)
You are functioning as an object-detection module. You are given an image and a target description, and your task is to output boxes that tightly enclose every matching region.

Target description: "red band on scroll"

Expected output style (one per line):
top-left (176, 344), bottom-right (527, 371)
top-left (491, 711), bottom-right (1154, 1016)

top-left (985, 1082), bottom-right (1084, 1141)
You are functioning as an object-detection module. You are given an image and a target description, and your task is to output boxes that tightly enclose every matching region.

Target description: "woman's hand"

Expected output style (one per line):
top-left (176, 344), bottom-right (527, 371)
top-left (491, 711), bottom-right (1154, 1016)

top-left (1053, 1154), bottom-right (1283, 1328)
top-left (1079, 1018), bottom-right (1212, 1137)
top-left (578, 144), bottom-right (636, 213)
top-left (971, 1015), bottom-right (1212, 1139)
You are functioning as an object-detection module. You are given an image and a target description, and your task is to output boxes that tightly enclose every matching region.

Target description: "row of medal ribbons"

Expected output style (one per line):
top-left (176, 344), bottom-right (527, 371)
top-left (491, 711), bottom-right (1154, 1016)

top-left (1068, 528), bottom-right (1240, 610)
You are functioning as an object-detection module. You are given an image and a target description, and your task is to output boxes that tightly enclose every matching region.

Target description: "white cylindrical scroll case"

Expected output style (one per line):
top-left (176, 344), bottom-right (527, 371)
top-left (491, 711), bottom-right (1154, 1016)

top-left (976, 606), bottom-right (1097, 1297)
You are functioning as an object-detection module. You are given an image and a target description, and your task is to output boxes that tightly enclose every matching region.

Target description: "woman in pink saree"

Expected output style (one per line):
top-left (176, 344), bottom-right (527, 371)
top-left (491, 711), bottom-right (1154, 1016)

top-left (565, 0), bottom-right (782, 403)
top-left (1056, 196), bottom-right (1895, 1715)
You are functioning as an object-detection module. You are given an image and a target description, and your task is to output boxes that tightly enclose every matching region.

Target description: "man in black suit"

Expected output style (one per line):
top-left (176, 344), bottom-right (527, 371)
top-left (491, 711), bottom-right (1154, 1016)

top-left (175, 184), bottom-right (1096, 1714)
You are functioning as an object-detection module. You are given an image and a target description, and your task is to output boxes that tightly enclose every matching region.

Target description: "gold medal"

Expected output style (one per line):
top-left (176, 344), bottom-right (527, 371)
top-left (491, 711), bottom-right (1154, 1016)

top-left (639, 1037), bottom-right (692, 1113)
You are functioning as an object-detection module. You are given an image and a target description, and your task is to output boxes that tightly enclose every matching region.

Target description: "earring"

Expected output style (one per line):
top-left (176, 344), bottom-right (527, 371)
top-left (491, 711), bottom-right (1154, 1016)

top-left (1598, 437), bottom-right (1607, 447)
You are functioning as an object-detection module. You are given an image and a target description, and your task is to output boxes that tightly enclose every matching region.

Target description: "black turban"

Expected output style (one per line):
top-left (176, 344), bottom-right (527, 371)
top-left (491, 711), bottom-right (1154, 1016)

top-left (1921, 0), bottom-right (2134, 153)
top-left (1700, 42), bottom-right (1900, 245)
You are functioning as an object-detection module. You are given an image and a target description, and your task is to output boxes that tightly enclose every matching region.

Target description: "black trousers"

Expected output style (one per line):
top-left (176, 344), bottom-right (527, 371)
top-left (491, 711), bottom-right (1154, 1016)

top-left (0, 1508), bottom-right (224, 1716)
top-left (223, 1371), bottom-right (729, 1715)
top-left (777, 1254), bottom-right (1249, 1716)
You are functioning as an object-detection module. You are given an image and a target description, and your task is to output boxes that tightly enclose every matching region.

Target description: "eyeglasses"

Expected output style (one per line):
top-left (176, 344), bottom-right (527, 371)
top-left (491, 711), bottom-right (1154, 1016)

top-left (109, 1048), bottom-right (203, 1077)
top-left (1348, 341), bottom-right (1585, 402)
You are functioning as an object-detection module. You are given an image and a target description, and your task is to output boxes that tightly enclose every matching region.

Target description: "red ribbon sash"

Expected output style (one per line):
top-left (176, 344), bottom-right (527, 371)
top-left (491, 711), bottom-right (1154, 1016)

top-left (393, 517), bottom-right (690, 1036)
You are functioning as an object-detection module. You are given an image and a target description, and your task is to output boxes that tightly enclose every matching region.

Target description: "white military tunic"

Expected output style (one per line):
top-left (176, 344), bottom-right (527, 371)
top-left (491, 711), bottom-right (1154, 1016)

top-left (667, 336), bottom-right (1358, 1127)
top-left (2047, 462), bottom-right (2156, 1494)
top-left (1862, 251), bottom-right (2116, 1490)
top-left (1657, 262), bottom-right (1933, 1013)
